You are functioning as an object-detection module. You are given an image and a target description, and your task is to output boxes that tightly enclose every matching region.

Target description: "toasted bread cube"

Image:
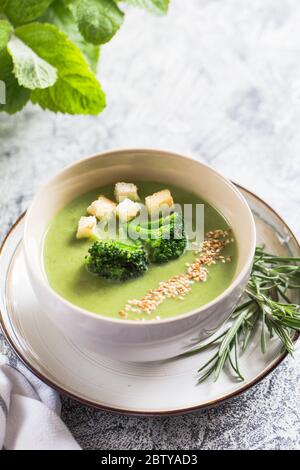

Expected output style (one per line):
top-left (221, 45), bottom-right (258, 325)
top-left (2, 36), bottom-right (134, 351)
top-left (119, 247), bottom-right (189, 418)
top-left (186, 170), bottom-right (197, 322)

top-left (87, 196), bottom-right (116, 220)
top-left (145, 189), bottom-right (174, 215)
top-left (76, 216), bottom-right (97, 239)
top-left (116, 198), bottom-right (141, 222)
top-left (115, 182), bottom-right (140, 202)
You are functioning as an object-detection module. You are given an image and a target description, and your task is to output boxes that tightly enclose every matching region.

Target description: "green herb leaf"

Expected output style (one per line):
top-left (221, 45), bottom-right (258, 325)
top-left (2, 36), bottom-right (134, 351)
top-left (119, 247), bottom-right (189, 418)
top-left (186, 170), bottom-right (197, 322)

top-left (0, 0), bottom-right (8, 11)
top-left (74, 0), bottom-right (124, 45)
top-left (0, 0), bottom-right (170, 115)
top-left (124, 0), bottom-right (170, 15)
top-left (180, 246), bottom-right (300, 384)
top-left (0, 18), bottom-right (13, 50)
top-left (15, 22), bottom-right (105, 114)
top-left (4, 0), bottom-right (54, 26)
top-left (7, 35), bottom-right (57, 89)
top-left (44, 0), bottom-right (100, 72)
top-left (218, 310), bottom-right (248, 357)
top-left (0, 49), bottom-right (30, 113)
top-left (31, 72), bottom-right (106, 114)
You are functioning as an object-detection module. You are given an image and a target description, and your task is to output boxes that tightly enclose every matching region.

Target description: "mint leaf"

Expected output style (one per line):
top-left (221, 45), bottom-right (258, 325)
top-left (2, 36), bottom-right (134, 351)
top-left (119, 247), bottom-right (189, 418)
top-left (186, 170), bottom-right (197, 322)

top-left (74, 0), bottom-right (124, 45)
top-left (7, 35), bottom-right (57, 89)
top-left (0, 19), bottom-right (13, 50)
top-left (16, 22), bottom-right (105, 114)
top-left (4, 0), bottom-right (54, 26)
top-left (124, 0), bottom-right (170, 15)
top-left (0, 49), bottom-right (30, 113)
top-left (44, 0), bottom-right (100, 72)
top-left (0, 0), bottom-right (8, 12)
top-left (31, 73), bottom-right (106, 114)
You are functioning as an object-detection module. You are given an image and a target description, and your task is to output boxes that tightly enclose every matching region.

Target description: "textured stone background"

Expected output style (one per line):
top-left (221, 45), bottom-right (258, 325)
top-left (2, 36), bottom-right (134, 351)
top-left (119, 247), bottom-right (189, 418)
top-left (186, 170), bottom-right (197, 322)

top-left (1, 0), bottom-right (300, 449)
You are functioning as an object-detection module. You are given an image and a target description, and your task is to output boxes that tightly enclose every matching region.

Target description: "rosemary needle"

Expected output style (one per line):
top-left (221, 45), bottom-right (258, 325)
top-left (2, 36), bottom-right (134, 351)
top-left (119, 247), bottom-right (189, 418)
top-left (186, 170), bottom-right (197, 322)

top-left (180, 247), bottom-right (300, 383)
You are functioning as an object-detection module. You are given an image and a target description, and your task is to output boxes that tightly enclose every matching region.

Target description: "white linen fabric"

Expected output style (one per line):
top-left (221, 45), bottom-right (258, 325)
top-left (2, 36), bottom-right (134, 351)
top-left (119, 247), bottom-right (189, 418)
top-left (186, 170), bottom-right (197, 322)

top-left (0, 355), bottom-right (80, 450)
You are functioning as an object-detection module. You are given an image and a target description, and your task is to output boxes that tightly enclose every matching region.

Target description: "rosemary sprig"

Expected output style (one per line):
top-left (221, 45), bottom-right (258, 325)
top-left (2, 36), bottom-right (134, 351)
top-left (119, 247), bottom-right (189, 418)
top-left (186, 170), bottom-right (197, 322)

top-left (182, 247), bottom-right (300, 384)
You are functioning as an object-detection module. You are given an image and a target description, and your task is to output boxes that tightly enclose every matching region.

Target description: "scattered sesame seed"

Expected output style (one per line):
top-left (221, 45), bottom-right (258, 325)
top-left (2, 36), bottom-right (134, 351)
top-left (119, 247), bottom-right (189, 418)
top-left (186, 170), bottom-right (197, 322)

top-left (118, 310), bottom-right (128, 319)
top-left (122, 228), bottom-right (234, 319)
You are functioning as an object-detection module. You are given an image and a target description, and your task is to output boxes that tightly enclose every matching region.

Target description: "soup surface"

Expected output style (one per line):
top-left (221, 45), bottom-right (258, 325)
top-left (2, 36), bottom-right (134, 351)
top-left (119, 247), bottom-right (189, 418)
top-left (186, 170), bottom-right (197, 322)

top-left (43, 182), bottom-right (238, 320)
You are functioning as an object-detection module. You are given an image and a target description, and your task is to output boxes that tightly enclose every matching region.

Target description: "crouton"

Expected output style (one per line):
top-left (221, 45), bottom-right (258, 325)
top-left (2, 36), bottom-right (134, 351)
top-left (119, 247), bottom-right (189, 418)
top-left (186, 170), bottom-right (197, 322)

top-left (145, 189), bottom-right (174, 215)
top-left (115, 182), bottom-right (140, 202)
top-left (87, 196), bottom-right (116, 220)
top-left (76, 216), bottom-right (97, 239)
top-left (116, 198), bottom-right (141, 222)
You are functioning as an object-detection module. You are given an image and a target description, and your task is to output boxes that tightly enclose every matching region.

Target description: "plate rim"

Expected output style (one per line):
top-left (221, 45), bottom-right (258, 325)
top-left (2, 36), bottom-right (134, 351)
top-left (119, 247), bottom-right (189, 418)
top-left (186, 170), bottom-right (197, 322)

top-left (0, 184), bottom-right (299, 416)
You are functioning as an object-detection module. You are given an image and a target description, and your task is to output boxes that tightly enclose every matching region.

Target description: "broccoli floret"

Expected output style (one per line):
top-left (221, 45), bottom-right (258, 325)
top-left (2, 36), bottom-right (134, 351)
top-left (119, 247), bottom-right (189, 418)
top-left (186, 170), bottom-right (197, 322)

top-left (84, 212), bottom-right (186, 282)
top-left (128, 212), bottom-right (187, 264)
top-left (86, 240), bottom-right (149, 281)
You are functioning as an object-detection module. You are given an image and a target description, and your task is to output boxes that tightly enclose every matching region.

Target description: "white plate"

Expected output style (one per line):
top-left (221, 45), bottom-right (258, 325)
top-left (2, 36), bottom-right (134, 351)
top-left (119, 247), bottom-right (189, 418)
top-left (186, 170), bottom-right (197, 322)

top-left (0, 186), bottom-right (299, 415)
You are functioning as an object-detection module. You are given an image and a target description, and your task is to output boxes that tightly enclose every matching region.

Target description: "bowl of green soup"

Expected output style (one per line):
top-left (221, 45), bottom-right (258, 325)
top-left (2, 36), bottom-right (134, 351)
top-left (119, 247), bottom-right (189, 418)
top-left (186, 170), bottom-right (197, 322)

top-left (23, 149), bottom-right (256, 362)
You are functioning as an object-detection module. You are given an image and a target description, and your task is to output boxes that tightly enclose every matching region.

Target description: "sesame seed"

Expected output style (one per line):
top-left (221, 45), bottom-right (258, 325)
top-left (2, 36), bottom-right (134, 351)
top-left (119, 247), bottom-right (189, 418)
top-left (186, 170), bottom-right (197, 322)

top-left (121, 228), bottom-right (234, 318)
top-left (118, 310), bottom-right (128, 319)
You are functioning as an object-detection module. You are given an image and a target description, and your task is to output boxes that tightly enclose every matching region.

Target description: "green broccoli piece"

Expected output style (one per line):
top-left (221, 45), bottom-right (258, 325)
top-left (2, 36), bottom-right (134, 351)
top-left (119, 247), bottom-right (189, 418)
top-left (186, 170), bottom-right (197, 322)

top-left (84, 212), bottom-right (186, 282)
top-left (86, 240), bottom-right (149, 281)
top-left (128, 212), bottom-right (187, 264)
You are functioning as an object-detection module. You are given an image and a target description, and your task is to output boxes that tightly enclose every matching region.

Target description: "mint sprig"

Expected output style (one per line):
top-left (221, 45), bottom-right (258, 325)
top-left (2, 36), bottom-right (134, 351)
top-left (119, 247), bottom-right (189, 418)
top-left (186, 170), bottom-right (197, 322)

top-left (0, 0), bottom-right (170, 115)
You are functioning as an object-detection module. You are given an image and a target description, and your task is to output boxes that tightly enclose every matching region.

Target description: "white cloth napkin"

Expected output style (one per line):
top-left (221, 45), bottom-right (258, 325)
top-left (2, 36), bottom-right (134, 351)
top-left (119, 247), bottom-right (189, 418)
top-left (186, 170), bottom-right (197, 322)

top-left (0, 355), bottom-right (80, 450)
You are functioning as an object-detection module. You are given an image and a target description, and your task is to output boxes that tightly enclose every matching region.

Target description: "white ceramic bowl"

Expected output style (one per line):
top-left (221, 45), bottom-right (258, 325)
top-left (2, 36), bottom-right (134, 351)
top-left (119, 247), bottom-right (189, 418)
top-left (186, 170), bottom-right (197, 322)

top-left (23, 149), bottom-right (256, 362)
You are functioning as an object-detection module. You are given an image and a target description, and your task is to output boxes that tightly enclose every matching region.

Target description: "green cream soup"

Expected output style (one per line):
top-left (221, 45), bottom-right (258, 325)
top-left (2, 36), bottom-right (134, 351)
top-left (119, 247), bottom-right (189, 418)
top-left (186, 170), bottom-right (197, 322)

top-left (43, 182), bottom-right (238, 320)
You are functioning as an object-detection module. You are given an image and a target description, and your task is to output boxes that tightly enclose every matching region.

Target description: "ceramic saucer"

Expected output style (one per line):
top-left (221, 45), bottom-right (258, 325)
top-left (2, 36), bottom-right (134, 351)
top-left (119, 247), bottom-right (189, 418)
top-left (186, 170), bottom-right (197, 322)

top-left (0, 186), bottom-right (299, 415)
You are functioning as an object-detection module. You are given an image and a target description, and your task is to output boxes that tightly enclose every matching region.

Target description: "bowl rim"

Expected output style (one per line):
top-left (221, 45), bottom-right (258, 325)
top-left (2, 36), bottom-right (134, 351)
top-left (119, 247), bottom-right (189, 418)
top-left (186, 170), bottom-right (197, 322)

top-left (23, 148), bottom-right (256, 326)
